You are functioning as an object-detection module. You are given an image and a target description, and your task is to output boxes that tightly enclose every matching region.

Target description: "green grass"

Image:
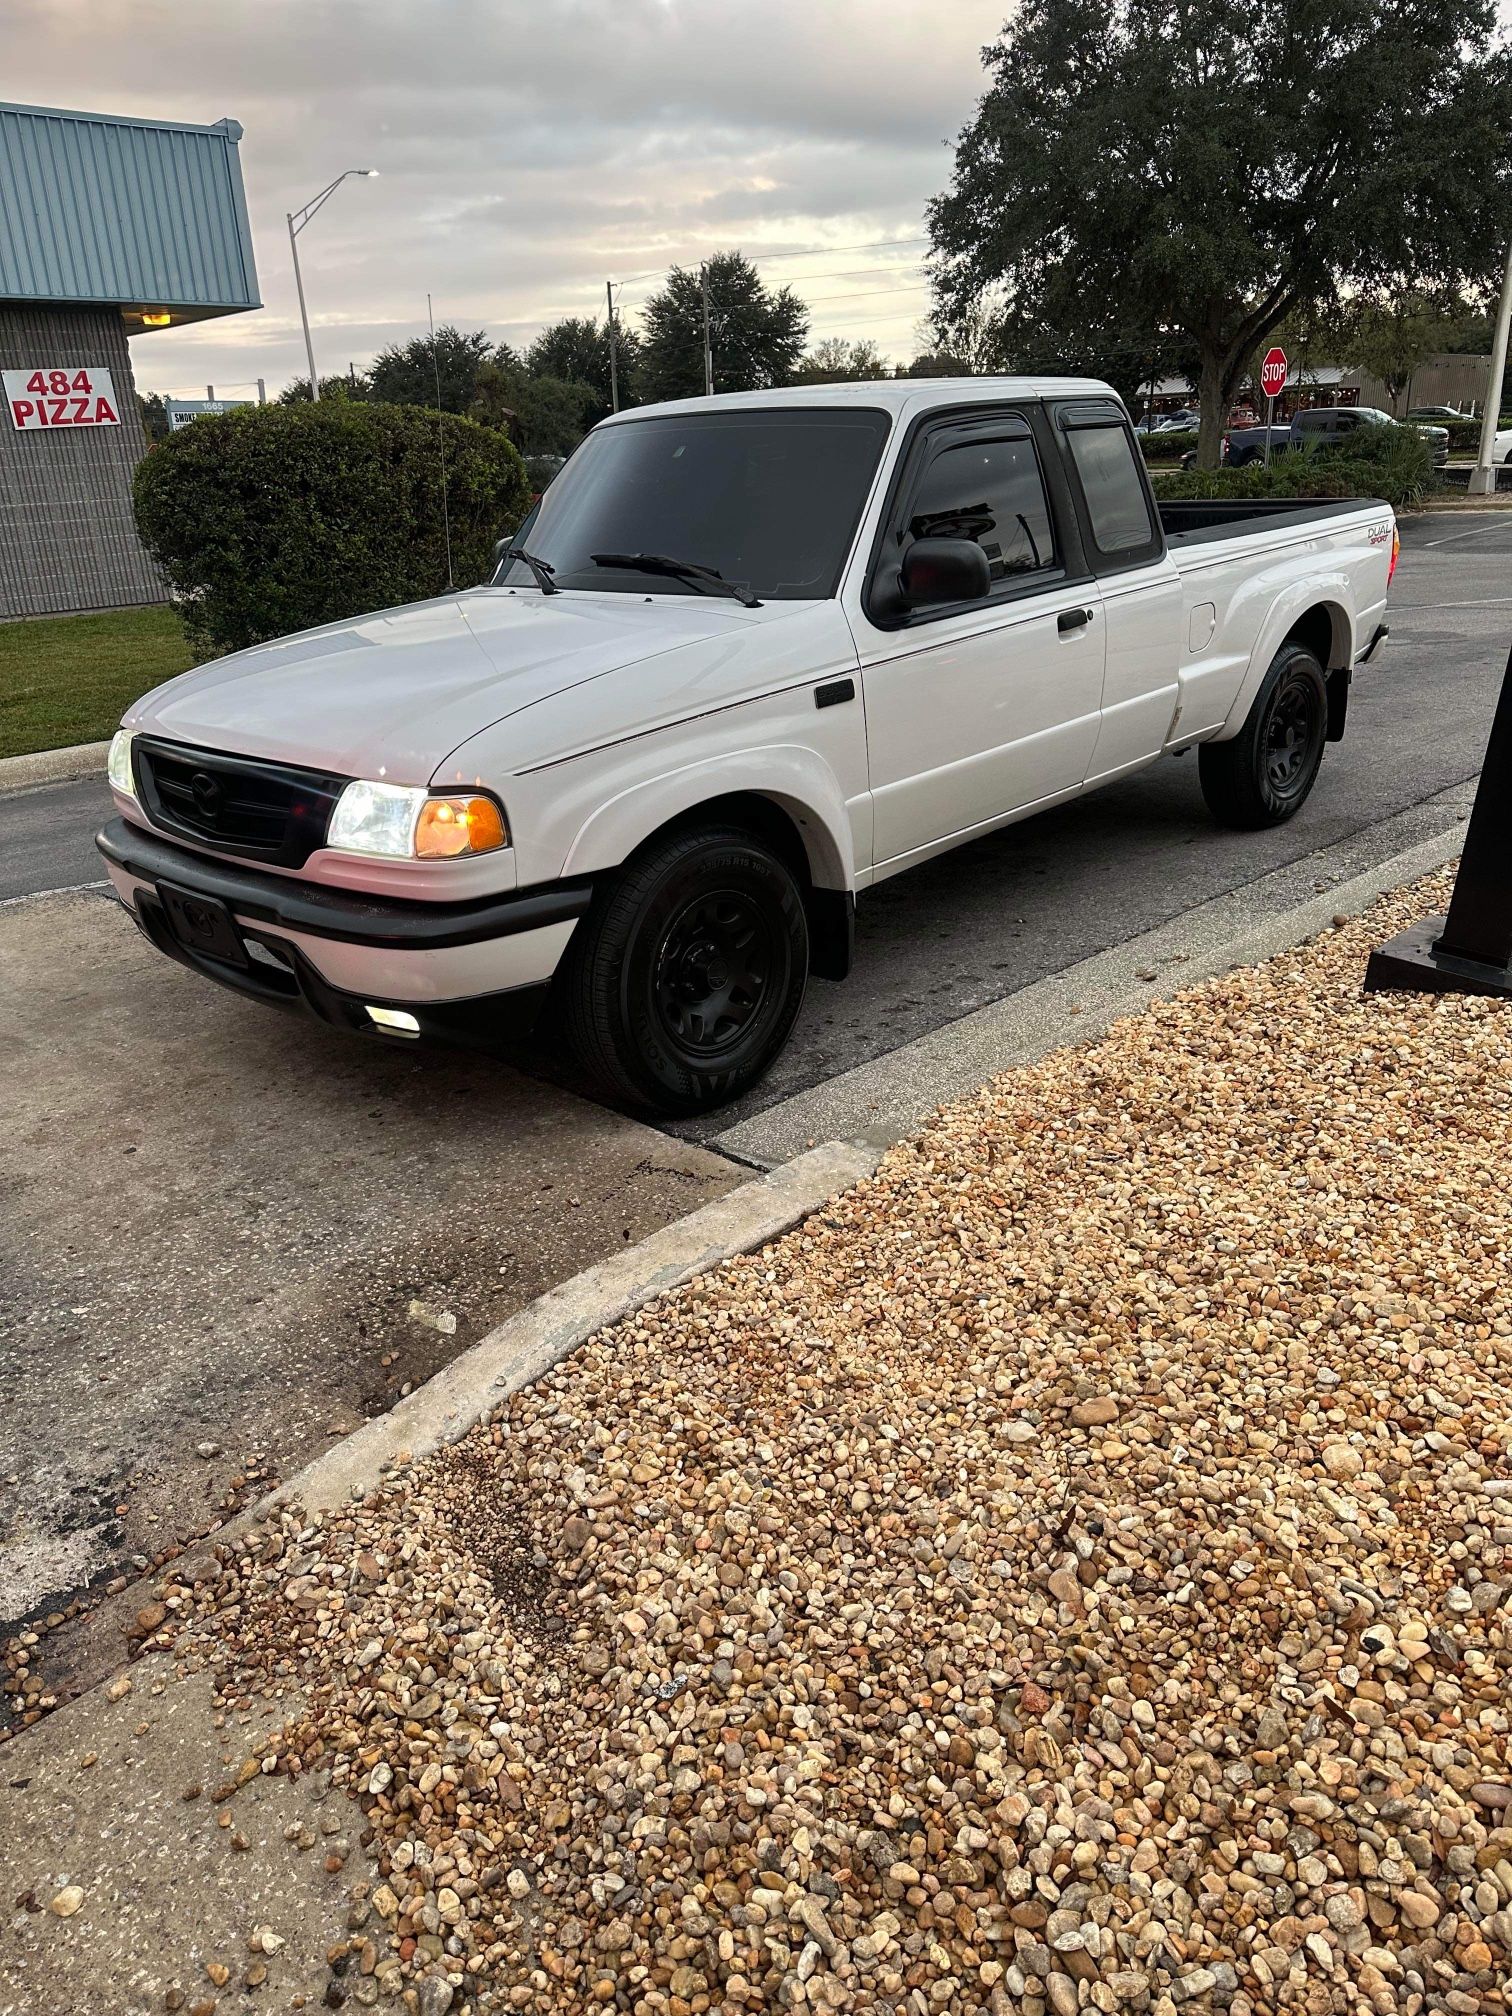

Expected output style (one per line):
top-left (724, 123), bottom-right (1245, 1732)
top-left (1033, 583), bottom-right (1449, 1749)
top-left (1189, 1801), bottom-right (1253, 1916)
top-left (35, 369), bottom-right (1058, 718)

top-left (0, 605), bottom-right (196, 760)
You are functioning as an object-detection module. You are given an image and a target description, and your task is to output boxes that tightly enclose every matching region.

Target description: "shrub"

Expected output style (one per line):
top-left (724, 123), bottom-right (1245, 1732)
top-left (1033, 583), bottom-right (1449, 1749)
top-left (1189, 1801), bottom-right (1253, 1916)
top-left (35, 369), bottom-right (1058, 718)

top-left (1442, 415), bottom-right (1512, 452)
top-left (1152, 424), bottom-right (1435, 510)
top-left (1138, 428), bottom-right (1198, 464)
top-left (133, 400), bottom-right (530, 657)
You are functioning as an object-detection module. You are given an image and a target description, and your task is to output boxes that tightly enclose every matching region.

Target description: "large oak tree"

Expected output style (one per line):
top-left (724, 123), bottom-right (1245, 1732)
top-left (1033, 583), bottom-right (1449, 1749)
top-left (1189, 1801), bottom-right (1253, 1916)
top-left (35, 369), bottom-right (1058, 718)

top-left (928, 0), bottom-right (1512, 466)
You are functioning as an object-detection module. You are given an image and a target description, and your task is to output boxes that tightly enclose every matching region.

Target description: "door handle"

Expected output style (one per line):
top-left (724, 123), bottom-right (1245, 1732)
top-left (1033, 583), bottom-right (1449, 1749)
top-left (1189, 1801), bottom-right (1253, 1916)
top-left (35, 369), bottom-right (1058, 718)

top-left (1057, 607), bottom-right (1093, 634)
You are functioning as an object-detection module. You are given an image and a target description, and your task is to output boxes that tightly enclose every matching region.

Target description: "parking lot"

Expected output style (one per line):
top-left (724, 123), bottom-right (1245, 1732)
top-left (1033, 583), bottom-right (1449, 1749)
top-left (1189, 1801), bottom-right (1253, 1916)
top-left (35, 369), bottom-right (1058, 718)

top-left (2, 508), bottom-right (1509, 1669)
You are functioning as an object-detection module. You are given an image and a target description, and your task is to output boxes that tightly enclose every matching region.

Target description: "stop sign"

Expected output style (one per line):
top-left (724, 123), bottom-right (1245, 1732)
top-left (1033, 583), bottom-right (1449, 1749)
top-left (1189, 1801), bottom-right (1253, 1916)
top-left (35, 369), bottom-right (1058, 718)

top-left (1260, 347), bottom-right (1288, 401)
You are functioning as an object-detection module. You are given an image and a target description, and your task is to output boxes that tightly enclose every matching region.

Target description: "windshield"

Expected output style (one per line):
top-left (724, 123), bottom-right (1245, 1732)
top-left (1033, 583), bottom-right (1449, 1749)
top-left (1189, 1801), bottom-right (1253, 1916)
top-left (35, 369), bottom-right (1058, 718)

top-left (496, 407), bottom-right (890, 601)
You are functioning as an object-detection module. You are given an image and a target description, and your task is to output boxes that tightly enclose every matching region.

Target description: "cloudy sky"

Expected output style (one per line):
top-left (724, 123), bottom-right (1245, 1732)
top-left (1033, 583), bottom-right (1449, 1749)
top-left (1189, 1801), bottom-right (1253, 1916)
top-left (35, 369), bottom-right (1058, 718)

top-left (11, 0), bottom-right (1005, 399)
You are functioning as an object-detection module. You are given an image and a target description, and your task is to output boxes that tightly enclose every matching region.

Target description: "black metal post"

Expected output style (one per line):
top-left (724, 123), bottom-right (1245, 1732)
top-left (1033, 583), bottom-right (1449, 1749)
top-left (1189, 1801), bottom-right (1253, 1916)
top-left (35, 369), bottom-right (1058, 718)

top-left (1365, 640), bottom-right (1512, 998)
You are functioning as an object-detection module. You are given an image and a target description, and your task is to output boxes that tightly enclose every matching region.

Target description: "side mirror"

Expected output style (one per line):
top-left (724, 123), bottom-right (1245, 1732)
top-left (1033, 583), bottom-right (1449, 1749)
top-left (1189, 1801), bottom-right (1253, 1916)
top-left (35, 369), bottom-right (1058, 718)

top-left (900, 537), bottom-right (991, 608)
top-left (492, 535), bottom-right (513, 566)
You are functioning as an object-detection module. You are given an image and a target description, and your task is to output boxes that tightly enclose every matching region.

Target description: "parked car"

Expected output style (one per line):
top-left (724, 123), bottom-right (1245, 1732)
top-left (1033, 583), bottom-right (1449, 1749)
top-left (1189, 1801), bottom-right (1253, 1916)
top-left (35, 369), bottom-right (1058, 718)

top-left (1292, 405), bottom-right (1449, 467)
top-left (1492, 424), bottom-right (1512, 465)
top-left (1405, 406), bottom-right (1468, 424)
top-left (99, 378), bottom-right (1396, 1115)
top-left (1221, 424), bottom-right (1292, 467)
top-left (1153, 407), bottom-right (1200, 433)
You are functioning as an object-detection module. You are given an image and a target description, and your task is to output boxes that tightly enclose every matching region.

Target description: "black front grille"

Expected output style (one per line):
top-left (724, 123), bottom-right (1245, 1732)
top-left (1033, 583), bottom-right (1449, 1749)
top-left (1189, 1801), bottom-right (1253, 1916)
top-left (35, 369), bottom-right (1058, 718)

top-left (134, 738), bottom-right (351, 869)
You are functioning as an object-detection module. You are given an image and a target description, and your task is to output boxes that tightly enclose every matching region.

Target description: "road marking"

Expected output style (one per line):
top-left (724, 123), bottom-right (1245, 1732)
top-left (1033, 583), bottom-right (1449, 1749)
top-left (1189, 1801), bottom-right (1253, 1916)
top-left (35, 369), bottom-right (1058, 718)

top-left (0, 878), bottom-right (109, 908)
top-left (1421, 521), bottom-right (1512, 549)
top-left (1391, 597), bottom-right (1512, 610)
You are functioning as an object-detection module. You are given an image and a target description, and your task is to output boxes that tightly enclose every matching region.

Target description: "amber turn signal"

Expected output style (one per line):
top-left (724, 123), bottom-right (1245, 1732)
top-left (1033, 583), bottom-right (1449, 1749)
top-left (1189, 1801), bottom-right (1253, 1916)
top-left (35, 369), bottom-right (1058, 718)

top-left (414, 794), bottom-right (508, 858)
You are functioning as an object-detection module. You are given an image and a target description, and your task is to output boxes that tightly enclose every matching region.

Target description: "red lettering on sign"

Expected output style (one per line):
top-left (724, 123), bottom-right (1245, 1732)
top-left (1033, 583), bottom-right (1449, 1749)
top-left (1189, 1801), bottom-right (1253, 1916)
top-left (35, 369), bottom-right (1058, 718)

top-left (11, 399), bottom-right (33, 426)
top-left (71, 396), bottom-right (89, 422)
top-left (72, 369), bottom-right (91, 393)
top-left (95, 396), bottom-right (118, 424)
top-left (25, 372), bottom-right (46, 395)
top-left (48, 396), bottom-right (69, 424)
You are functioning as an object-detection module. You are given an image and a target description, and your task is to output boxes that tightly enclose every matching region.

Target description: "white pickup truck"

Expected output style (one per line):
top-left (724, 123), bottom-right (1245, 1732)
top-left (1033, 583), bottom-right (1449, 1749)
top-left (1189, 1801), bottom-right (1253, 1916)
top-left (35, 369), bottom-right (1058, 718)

top-left (100, 377), bottom-right (1396, 1113)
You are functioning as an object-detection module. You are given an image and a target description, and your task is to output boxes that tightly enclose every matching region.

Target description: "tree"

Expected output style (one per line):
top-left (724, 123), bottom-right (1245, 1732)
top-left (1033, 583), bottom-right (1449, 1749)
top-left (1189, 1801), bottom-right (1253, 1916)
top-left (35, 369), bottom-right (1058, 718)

top-left (278, 369), bottom-right (373, 404)
top-left (133, 401), bottom-right (528, 657)
top-left (791, 336), bottom-right (890, 383)
top-left (137, 392), bottom-right (169, 442)
top-left (1345, 292), bottom-right (1479, 411)
top-left (928, 1), bottom-right (1512, 467)
top-left (470, 359), bottom-right (594, 457)
top-left (898, 350), bottom-right (976, 379)
top-left (525, 315), bottom-right (639, 421)
top-left (639, 252), bottom-right (808, 402)
top-left (368, 325), bottom-right (495, 413)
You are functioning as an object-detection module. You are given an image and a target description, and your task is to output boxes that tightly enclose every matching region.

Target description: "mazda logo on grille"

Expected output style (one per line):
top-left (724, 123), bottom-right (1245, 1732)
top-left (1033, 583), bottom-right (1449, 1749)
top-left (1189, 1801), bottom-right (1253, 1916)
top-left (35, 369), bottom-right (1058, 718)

top-left (190, 771), bottom-right (222, 819)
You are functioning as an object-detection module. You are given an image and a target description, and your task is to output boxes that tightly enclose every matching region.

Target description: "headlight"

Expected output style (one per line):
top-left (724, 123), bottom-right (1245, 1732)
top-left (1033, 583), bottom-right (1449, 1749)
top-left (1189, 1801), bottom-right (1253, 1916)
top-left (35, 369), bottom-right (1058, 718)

top-left (107, 729), bottom-right (137, 799)
top-left (326, 779), bottom-right (508, 859)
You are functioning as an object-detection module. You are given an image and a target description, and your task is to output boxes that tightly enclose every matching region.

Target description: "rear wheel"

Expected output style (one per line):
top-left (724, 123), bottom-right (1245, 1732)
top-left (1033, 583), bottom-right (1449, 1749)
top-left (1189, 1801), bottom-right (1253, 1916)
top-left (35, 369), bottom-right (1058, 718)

top-left (559, 825), bottom-right (809, 1115)
top-left (1198, 641), bottom-right (1328, 829)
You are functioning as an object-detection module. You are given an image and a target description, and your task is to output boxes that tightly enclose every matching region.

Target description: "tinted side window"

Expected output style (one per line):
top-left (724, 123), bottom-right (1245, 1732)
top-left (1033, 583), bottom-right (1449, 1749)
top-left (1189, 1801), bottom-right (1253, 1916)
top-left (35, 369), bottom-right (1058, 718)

top-left (906, 434), bottom-right (1056, 583)
top-left (1066, 423), bottom-right (1156, 554)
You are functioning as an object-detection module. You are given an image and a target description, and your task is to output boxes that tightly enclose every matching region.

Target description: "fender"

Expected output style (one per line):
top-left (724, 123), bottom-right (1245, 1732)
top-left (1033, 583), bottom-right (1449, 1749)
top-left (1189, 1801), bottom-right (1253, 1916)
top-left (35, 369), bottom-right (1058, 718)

top-left (1213, 573), bottom-right (1353, 740)
top-left (560, 743), bottom-right (862, 892)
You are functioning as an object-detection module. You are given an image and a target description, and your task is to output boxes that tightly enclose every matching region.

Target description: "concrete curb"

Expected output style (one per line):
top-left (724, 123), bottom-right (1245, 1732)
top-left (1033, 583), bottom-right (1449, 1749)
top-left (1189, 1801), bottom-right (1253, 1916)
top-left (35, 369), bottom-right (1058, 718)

top-left (0, 739), bottom-right (109, 793)
top-left (714, 804), bottom-right (1472, 1167)
top-left (239, 1138), bottom-right (879, 1526)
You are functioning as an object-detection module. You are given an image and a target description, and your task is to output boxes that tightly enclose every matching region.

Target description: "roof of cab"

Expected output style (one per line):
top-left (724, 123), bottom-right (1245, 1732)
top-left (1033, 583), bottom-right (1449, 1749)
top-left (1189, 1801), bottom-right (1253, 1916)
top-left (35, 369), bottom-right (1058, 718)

top-left (596, 376), bottom-right (1119, 424)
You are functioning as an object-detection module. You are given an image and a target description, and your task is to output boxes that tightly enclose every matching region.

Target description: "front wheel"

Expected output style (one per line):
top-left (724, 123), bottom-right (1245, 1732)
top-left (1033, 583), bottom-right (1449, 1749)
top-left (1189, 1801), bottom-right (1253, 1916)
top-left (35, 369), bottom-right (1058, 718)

top-left (1198, 642), bottom-right (1328, 829)
top-left (559, 825), bottom-right (809, 1116)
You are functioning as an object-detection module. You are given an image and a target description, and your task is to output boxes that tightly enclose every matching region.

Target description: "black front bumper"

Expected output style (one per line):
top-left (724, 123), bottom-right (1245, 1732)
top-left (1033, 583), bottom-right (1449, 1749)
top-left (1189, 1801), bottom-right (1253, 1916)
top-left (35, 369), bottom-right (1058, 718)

top-left (97, 817), bottom-right (590, 1045)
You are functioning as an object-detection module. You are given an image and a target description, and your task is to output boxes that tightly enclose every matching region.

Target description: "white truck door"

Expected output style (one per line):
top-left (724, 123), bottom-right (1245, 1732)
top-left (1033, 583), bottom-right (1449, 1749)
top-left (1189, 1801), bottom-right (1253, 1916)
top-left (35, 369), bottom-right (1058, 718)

top-left (853, 408), bottom-right (1105, 870)
top-left (1052, 401), bottom-right (1185, 780)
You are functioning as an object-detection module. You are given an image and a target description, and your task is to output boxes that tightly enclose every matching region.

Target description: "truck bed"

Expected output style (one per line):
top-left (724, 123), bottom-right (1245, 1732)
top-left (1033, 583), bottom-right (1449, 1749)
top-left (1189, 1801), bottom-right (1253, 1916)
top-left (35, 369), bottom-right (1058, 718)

top-left (1159, 496), bottom-right (1388, 547)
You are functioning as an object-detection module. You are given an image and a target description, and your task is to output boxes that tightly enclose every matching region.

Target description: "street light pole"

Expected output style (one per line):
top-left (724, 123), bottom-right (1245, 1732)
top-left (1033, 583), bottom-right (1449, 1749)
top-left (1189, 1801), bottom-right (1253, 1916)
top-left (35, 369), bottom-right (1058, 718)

top-left (1469, 239), bottom-right (1512, 496)
top-left (286, 169), bottom-right (379, 399)
top-left (606, 278), bottom-right (619, 414)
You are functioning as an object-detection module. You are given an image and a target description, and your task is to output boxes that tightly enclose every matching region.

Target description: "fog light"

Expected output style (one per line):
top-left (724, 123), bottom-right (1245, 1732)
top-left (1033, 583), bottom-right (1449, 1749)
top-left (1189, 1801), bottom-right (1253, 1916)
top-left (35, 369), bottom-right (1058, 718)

top-left (366, 1005), bottom-right (420, 1035)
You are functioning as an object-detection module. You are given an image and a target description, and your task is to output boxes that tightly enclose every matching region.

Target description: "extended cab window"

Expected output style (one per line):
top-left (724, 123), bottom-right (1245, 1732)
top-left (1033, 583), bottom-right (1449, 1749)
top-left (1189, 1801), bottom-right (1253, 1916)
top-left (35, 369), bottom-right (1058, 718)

top-left (905, 432), bottom-right (1057, 583)
top-left (1064, 421), bottom-right (1157, 557)
top-left (498, 408), bottom-right (889, 601)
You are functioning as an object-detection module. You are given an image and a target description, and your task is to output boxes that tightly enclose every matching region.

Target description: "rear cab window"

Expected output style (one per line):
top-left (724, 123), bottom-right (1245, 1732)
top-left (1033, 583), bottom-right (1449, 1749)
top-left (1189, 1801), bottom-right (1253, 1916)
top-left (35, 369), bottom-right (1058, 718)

top-left (1053, 401), bottom-right (1162, 573)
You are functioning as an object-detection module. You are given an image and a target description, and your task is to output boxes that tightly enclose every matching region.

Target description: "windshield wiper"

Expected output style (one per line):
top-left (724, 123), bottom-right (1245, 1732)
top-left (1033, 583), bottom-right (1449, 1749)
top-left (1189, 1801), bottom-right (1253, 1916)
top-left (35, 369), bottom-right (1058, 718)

top-left (505, 545), bottom-right (558, 595)
top-left (590, 552), bottom-right (761, 608)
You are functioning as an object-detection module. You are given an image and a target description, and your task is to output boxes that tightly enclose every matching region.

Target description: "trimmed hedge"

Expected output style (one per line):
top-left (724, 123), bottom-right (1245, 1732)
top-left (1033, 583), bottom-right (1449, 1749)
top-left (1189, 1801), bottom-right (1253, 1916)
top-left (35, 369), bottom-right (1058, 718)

top-left (1151, 424), bottom-right (1436, 511)
top-left (1138, 428), bottom-right (1198, 464)
top-left (1441, 416), bottom-right (1512, 452)
top-left (134, 400), bottom-right (530, 658)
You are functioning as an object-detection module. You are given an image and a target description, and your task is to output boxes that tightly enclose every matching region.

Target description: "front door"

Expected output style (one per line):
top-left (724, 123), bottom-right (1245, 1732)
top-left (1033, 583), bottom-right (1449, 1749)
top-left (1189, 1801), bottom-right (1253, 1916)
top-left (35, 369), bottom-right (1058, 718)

top-left (856, 408), bottom-right (1105, 869)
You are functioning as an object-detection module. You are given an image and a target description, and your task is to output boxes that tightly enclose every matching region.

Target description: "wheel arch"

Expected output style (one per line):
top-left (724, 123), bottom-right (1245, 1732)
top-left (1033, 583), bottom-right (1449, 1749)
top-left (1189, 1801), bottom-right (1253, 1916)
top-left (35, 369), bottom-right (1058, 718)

top-left (561, 758), bottom-right (859, 981)
top-left (1215, 585), bottom-right (1354, 741)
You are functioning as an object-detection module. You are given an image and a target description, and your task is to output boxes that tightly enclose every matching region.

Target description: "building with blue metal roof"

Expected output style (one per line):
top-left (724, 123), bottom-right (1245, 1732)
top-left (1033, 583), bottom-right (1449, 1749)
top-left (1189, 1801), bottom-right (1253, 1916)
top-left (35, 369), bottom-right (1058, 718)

top-left (1, 101), bottom-right (261, 619)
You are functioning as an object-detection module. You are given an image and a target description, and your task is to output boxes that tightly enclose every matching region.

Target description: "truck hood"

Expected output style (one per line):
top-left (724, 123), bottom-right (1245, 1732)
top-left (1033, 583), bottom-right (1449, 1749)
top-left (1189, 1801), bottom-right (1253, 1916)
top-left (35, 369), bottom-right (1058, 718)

top-left (125, 589), bottom-right (778, 785)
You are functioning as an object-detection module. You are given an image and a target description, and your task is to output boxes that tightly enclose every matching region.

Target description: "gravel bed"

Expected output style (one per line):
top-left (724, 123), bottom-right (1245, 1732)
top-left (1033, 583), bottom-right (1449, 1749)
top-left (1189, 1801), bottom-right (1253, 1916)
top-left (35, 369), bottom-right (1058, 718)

top-left (180, 870), bottom-right (1512, 2015)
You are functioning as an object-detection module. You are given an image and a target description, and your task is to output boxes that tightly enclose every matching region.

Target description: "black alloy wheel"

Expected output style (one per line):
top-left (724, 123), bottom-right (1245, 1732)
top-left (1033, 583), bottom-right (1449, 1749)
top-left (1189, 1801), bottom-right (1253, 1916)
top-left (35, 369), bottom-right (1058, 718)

top-left (559, 824), bottom-right (809, 1114)
top-left (1199, 641), bottom-right (1329, 829)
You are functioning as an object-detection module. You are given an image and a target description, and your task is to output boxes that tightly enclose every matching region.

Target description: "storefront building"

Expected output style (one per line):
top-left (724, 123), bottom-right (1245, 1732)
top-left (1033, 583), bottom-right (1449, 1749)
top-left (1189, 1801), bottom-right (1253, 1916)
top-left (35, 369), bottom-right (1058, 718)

top-left (0, 101), bottom-right (260, 619)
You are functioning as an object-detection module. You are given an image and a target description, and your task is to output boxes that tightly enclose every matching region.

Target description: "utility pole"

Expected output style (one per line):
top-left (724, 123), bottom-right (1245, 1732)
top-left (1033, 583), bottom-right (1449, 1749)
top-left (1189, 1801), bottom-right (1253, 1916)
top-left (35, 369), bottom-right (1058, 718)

top-left (700, 265), bottom-right (714, 397)
top-left (1470, 239), bottom-right (1512, 496)
top-left (606, 278), bottom-right (619, 414)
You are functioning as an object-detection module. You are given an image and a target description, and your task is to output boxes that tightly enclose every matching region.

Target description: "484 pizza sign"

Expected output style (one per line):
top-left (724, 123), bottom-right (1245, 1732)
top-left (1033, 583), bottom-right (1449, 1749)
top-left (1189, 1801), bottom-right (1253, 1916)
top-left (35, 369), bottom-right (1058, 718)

top-left (4, 365), bottom-right (121, 431)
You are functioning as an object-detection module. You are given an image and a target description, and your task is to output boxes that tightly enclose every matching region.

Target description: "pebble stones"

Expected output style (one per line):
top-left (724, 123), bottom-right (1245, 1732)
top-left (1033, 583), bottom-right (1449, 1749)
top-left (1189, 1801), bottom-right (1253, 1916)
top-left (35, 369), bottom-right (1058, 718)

top-left (185, 869), bottom-right (1512, 2014)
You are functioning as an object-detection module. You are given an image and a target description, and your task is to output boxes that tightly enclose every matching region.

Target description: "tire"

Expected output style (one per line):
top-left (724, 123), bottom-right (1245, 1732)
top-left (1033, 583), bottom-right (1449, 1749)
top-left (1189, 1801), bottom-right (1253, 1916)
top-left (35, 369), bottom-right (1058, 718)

top-left (1198, 641), bottom-right (1328, 830)
top-left (559, 824), bottom-right (809, 1115)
